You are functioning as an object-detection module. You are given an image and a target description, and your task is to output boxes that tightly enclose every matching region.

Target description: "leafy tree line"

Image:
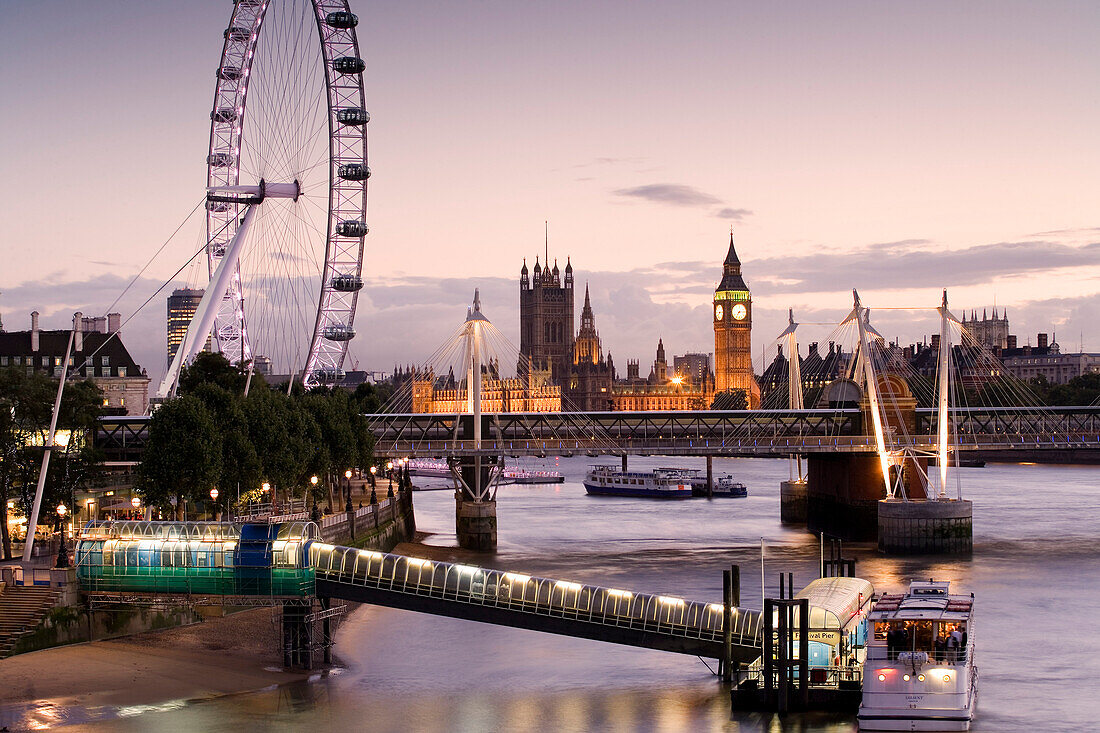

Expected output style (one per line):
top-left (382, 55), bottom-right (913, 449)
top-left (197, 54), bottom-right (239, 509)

top-left (137, 353), bottom-right (379, 518)
top-left (0, 369), bottom-right (104, 560)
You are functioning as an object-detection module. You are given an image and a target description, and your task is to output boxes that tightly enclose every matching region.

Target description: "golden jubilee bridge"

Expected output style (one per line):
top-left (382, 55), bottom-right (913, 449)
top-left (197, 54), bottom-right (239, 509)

top-left (96, 406), bottom-right (1100, 463)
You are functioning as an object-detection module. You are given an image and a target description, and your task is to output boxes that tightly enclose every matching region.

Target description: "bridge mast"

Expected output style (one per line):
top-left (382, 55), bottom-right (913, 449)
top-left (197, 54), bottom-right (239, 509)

top-left (847, 290), bottom-right (894, 499)
top-left (936, 289), bottom-right (957, 499)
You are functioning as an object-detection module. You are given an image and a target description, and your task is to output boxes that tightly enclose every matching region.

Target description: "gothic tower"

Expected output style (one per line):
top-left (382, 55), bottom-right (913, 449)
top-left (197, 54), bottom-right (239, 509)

top-left (713, 231), bottom-right (758, 406)
top-left (519, 254), bottom-right (574, 384)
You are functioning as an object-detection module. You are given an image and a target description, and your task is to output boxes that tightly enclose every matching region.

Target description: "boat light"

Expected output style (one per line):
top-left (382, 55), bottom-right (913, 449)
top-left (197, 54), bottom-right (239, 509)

top-left (918, 674), bottom-right (925, 682)
top-left (877, 674), bottom-right (886, 682)
top-left (903, 674), bottom-right (910, 681)
top-left (943, 674), bottom-right (951, 682)
top-left (555, 580), bottom-right (583, 592)
top-left (504, 572), bottom-right (530, 584)
top-left (658, 595), bottom-right (686, 606)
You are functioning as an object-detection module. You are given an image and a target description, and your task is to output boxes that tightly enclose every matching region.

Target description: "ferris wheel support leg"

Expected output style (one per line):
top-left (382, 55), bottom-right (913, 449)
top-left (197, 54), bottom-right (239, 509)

top-left (158, 205), bottom-right (258, 399)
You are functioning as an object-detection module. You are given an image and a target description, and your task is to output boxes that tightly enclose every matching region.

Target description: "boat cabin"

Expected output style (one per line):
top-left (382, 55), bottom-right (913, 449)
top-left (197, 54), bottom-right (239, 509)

top-left (868, 580), bottom-right (973, 664)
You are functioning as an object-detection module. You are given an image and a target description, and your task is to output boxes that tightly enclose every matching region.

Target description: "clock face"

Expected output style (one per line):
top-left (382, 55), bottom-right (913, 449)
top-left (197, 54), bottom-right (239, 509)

top-left (714, 304), bottom-right (724, 321)
top-left (732, 303), bottom-right (747, 321)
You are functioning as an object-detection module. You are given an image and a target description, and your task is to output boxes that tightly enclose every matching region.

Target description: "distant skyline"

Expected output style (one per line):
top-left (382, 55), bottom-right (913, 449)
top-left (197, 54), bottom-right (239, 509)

top-left (1, 1), bottom-right (1098, 381)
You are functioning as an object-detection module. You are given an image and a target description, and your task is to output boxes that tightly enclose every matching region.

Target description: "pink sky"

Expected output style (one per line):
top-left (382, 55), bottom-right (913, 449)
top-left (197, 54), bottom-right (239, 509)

top-left (1, 1), bottom-right (1098, 380)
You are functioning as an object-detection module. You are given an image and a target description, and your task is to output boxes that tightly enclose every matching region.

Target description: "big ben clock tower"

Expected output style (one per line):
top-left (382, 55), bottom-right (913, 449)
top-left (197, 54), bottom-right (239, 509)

top-left (713, 230), bottom-right (759, 407)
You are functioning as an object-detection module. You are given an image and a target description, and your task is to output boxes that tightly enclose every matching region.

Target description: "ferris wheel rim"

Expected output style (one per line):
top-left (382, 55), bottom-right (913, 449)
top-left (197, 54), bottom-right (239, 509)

top-left (204, 0), bottom-right (368, 388)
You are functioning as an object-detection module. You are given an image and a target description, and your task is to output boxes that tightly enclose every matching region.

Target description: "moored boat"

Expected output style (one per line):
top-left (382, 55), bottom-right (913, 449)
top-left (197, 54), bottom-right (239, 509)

top-left (503, 468), bottom-right (565, 484)
top-left (582, 465), bottom-right (693, 498)
top-left (858, 580), bottom-right (977, 731)
top-left (688, 473), bottom-right (748, 497)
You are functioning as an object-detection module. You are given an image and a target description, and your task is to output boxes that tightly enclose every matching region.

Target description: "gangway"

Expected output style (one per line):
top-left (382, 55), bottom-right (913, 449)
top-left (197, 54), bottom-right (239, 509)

top-left (75, 521), bottom-right (763, 663)
top-left (309, 543), bottom-right (763, 661)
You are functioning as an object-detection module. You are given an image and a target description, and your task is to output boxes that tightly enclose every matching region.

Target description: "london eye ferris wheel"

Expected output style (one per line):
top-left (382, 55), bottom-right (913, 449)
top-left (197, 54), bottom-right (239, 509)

top-left (165, 0), bottom-right (369, 393)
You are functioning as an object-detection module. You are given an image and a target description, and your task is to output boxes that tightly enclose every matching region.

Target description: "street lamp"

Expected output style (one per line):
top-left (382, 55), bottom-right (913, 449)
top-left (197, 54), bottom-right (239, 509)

top-left (344, 469), bottom-right (354, 513)
top-left (55, 503), bottom-right (69, 569)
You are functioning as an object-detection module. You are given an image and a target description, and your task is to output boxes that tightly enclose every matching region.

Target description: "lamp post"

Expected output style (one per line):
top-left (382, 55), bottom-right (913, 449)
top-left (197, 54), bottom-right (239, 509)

top-left (55, 503), bottom-right (69, 569)
top-left (368, 464), bottom-right (376, 489)
top-left (344, 469), bottom-right (353, 513)
top-left (310, 475), bottom-right (321, 522)
top-left (209, 488), bottom-right (219, 520)
top-left (131, 495), bottom-right (141, 521)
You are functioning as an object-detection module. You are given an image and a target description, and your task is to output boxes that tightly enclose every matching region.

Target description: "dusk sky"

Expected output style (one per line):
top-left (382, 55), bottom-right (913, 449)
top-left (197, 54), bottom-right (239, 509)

top-left (2, 1), bottom-right (1098, 381)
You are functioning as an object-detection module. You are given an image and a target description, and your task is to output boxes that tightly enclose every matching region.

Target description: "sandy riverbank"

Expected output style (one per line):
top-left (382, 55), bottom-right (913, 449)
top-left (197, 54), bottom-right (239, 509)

top-left (0, 606), bottom-right (311, 715)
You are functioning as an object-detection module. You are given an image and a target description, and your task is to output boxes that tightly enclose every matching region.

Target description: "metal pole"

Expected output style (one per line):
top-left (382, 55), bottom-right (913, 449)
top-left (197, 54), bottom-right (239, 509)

top-left (722, 569), bottom-right (732, 683)
top-left (706, 456), bottom-right (714, 498)
top-left (23, 326), bottom-right (76, 562)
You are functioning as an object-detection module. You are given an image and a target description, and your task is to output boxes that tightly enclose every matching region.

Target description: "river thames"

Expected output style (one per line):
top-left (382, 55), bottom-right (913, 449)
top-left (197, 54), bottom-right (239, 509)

top-left (36, 457), bottom-right (1100, 731)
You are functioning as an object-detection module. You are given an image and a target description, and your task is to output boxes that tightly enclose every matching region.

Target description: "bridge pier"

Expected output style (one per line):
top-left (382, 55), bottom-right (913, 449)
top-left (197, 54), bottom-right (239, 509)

top-left (779, 479), bottom-right (807, 524)
top-left (452, 456), bottom-right (498, 551)
top-left (281, 601), bottom-right (313, 670)
top-left (805, 453), bottom-right (928, 541)
top-left (878, 498), bottom-right (972, 554)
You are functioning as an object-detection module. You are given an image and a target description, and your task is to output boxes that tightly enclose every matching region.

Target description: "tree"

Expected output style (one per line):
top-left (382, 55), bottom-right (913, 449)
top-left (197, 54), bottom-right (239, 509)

top-left (0, 369), bottom-right (101, 559)
top-left (711, 389), bottom-right (748, 410)
top-left (136, 396), bottom-right (222, 519)
top-left (190, 383), bottom-right (261, 508)
top-left (178, 352), bottom-right (247, 396)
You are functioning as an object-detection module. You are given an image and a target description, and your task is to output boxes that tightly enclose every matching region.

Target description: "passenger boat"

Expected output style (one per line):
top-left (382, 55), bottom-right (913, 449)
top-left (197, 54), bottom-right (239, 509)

top-left (406, 458), bottom-right (451, 479)
top-left (858, 580), bottom-right (977, 731)
top-left (582, 466), bottom-right (693, 498)
top-left (688, 472), bottom-right (748, 497)
top-left (502, 468), bottom-right (565, 484)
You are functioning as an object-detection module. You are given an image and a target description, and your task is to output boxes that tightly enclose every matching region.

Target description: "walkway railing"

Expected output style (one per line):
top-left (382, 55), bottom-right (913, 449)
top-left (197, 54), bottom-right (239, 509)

top-left (309, 544), bottom-right (762, 652)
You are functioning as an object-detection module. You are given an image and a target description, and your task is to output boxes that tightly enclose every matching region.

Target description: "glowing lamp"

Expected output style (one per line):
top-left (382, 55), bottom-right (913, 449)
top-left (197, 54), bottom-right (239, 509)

top-left (943, 674), bottom-right (951, 682)
top-left (310, 475), bottom-right (318, 486)
top-left (903, 674), bottom-right (910, 681)
top-left (131, 497), bottom-right (141, 509)
top-left (262, 482), bottom-right (270, 493)
top-left (345, 470), bottom-right (353, 479)
top-left (877, 674), bottom-right (886, 682)
top-left (56, 503), bottom-right (67, 517)
top-left (210, 488), bottom-right (219, 501)
top-left (369, 466), bottom-right (376, 475)
top-left (918, 674), bottom-right (925, 682)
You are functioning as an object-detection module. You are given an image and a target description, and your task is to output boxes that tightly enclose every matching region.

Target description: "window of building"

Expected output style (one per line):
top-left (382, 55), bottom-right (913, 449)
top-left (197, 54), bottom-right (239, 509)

top-left (101, 356), bottom-right (110, 367)
top-left (0, 356), bottom-right (6, 366)
top-left (42, 356), bottom-right (49, 367)
top-left (53, 356), bottom-right (61, 367)
top-left (118, 367), bottom-right (127, 377)
top-left (12, 356), bottom-right (21, 366)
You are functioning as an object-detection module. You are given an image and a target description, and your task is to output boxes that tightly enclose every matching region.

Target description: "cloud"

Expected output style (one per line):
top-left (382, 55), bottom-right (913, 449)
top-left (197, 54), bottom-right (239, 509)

top-left (714, 207), bottom-right (752, 221)
top-left (612, 183), bottom-right (753, 221)
top-left (613, 183), bottom-right (722, 207)
top-left (750, 239), bottom-right (1100, 295)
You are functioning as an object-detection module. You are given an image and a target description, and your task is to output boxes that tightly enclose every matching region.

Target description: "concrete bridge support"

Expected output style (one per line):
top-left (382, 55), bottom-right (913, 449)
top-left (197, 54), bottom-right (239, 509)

top-left (453, 456), bottom-right (498, 552)
top-left (878, 499), bottom-right (972, 554)
top-left (779, 479), bottom-right (807, 524)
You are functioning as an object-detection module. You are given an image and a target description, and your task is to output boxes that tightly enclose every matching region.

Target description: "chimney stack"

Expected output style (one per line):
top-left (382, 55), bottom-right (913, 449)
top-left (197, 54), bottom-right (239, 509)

top-left (1037, 333), bottom-right (1048, 349)
top-left (73, 311), bottom-right (83, 352)
top-left (107, 312), bottom-right (121, 333)
top-left (31, 311), bottom-right (40, 352)
top-left (1007, 335), bottom-right (1017, 350)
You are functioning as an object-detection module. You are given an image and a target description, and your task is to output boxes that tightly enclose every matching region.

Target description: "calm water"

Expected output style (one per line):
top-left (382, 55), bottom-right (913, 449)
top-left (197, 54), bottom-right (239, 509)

top-left (18, 457), bottom-right (1100, 731)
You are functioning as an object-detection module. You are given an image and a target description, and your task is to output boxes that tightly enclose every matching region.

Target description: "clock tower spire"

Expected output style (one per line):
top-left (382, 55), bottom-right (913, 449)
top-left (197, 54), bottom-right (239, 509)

top-left (713, 229), bottom-right (759, 406)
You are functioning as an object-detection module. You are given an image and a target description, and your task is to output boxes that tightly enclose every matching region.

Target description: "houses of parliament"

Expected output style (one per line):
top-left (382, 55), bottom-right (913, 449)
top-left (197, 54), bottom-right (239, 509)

top-left (407, 231), bottom-right (759, 413)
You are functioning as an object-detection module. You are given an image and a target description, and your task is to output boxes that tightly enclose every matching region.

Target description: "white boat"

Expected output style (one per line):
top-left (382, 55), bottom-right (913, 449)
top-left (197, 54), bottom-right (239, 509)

top-left (406, 459), bottom-right (450, 479)
top-left (858, 580), bottom-right (977, 731)
top-left (582, 466), bottom-right (693, 498)
top-left (501, 468), bottom-right (565, 484)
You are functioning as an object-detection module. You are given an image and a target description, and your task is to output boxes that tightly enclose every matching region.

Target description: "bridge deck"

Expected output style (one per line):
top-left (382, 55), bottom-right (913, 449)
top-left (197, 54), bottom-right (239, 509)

top-left (96, 408), bottom-right (1100, 462)
top-left (310, 543), bottom-right (763, 661)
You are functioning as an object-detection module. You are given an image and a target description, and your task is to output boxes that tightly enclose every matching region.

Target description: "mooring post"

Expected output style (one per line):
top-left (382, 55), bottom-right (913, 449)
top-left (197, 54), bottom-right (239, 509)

top-left (777, 594), bottom-right (789, 715)
top-left (706, 455), bottom-right (714, 499)
top-left (798, 597), bottom-right (809, 708)
top-left (765, 598), bottom-right (774, 704)
top-left (722, 569), bottom-right (732, 683)
top-left (621, 453), bottom-right (628, 472)
top-left (731, 564), bottom-right (740, 607)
